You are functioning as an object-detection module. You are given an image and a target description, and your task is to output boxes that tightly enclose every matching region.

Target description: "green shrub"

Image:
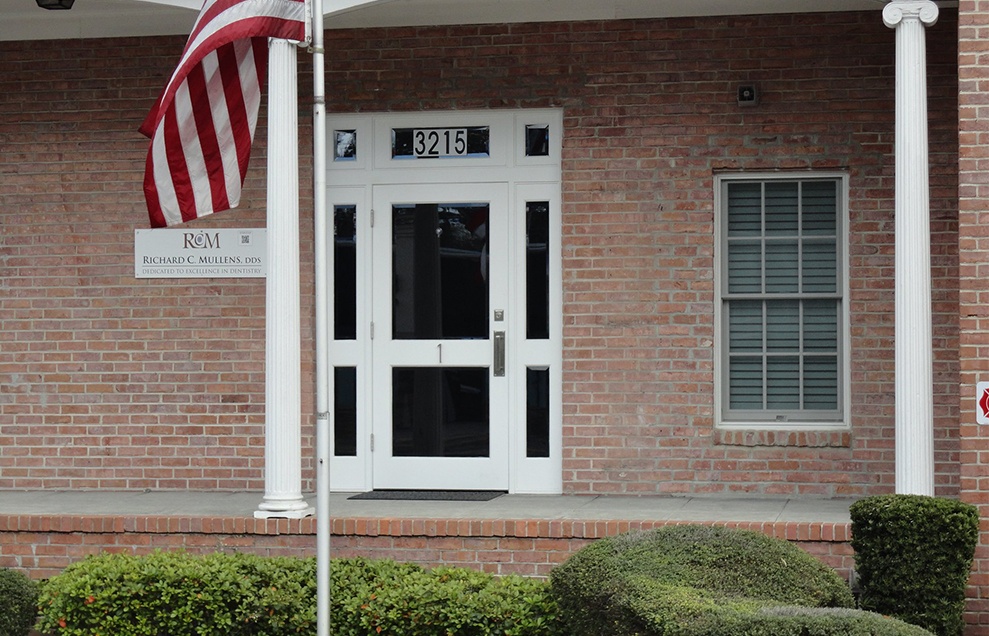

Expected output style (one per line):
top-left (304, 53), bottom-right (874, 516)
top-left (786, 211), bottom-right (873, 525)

top-left (550, 524), bottom-right (932, 636)
top-left (0, 567), bottom-right (40, 636)
top-left (331, 557), bottom-right (563, 636)
top-left (37, 552), bottom-right (562, 636)
top-left (850, 494), bottom-right (979, 636)
top-left (37, 551), bottom-right (317, 636)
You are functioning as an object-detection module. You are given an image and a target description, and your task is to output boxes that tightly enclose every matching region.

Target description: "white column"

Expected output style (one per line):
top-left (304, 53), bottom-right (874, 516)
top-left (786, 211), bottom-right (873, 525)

top-left (256, 39), bottom-right (315, 519)
top-left (884, 0), bottom-right (938, 496)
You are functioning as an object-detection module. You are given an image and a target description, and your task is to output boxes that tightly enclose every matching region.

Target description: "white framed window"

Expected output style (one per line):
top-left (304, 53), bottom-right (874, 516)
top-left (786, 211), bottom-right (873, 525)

top-left (715, 173), bottom-right (849, 427)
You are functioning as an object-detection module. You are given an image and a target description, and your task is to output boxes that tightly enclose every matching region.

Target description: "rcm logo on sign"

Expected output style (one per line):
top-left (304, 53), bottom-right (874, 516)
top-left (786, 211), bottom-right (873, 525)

top-left (184, 232), bottom-right (220, 249)
top-left (977, 381), bottom-right (989, 425)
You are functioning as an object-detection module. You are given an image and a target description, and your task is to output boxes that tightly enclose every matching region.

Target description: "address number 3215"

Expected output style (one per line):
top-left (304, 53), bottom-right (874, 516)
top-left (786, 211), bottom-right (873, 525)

top-left (413, 128), bottom-right (468, 158)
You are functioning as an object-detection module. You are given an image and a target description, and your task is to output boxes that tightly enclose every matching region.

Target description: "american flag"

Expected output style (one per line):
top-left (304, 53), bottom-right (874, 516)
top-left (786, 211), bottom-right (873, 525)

top-left (139, 0), bottom-right (308, 228)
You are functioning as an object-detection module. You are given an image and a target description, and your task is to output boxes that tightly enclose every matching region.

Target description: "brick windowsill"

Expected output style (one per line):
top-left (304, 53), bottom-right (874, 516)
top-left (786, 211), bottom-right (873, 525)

top-left (715, 428), bottom-right (851, 448)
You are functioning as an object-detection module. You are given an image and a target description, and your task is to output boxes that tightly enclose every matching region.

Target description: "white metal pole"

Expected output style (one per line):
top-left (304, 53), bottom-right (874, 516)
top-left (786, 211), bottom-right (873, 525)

top-left (311, 0), bottom-right (330, 631)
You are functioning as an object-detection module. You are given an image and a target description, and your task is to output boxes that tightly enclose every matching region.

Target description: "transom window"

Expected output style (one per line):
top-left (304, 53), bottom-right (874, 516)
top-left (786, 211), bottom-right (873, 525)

top-left (717, 175), bottom-right (846, 425)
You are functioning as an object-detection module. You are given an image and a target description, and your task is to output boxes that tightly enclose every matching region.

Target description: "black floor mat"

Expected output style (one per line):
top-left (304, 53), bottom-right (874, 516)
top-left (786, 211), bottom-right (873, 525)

top-left (348, 490), bottom-right (505, 501)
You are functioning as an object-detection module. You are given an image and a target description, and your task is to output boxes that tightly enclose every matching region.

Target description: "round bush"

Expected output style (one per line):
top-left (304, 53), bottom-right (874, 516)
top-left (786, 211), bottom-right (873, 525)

top-left (0, 567), bottom-right (40, 636)
top-left (550, 524), bottom-right (932, 636)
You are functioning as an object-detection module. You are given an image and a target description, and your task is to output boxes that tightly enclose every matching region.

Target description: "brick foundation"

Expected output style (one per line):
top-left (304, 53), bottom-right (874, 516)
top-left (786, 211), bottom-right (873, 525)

top-left (0, 512), bottom-right (854, 582)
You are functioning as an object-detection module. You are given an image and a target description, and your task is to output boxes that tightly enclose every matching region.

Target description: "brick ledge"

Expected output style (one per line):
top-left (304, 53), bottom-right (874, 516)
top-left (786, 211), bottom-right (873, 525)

top-left (0, 513), bottom-right (851, 542)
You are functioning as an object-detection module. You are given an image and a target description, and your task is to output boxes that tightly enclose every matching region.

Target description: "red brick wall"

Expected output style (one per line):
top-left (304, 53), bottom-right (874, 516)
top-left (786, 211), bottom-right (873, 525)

top-left (0, 11), bottom-right (960, 496)
top-left (0, 512), bottom-right (854, 583)
top-left (0, 39), bottom-right (316, 491)
top-left (957, 1), bottom-right (989, 633)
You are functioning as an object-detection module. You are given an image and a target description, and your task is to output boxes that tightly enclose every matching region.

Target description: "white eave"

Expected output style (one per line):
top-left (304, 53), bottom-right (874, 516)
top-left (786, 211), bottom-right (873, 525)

top-left (0, 0), bottom-right (956, 42)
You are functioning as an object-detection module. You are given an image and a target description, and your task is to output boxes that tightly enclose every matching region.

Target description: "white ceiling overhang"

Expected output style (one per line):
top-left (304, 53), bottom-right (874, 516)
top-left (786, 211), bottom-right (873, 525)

top-left (0, 0), bottom-right (954, 42)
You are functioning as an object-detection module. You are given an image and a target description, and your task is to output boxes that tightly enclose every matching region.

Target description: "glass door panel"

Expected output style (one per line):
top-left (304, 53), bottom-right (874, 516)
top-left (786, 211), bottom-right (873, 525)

top-left (372, 184), bottom-right (509, 490)
top-left (391, 203), bottom-right (489, 340)
top-left (392, 367), bottom-right (489, 457)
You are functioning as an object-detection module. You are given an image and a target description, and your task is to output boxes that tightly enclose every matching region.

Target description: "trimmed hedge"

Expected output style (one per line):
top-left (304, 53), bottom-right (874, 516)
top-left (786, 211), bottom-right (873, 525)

top-left (850, 494), bottom-right (979, 636)
top-left (550, 525), bottom-right (933, 636)
top-left (0, 567), bottom-right (40, 636)
top-left (37, 552), bottom-right (562, 636)
top-left (37, 551), bottom-right (317, 635)
top-left (331, 557), bottom-right (562, 635)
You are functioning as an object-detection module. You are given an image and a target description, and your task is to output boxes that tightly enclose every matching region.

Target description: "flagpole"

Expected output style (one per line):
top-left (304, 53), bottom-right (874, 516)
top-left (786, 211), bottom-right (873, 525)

top-left (310, 0), bottom-right (330, 631)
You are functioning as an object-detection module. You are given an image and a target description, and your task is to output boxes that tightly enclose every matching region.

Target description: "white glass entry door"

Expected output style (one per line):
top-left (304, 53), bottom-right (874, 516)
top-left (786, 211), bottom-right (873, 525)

top-left (370, 183), bottom-right (510, 490)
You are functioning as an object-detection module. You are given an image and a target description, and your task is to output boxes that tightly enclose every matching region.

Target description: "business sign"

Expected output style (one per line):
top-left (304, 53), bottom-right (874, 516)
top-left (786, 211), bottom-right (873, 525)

top-left (134, 228), bottom-right (266, 279)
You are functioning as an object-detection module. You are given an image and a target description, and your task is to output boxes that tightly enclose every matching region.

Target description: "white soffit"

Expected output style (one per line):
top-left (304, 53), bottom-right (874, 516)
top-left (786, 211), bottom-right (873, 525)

top-left (0, 0), bottom-right (196, 41)
top-left (325, 0), bottom-right (888, 28)
top-left (0, 0), bottom-right (956, 42)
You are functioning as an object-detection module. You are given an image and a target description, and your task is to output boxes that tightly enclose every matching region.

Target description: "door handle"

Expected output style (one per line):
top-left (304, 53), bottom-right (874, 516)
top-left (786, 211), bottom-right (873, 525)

top-left (493, 331), bottom-right (505, 377)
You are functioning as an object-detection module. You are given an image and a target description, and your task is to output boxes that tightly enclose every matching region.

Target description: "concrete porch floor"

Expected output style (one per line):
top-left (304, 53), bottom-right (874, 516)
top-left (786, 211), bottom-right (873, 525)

top-left (0, 490), bottom-right (855, 524)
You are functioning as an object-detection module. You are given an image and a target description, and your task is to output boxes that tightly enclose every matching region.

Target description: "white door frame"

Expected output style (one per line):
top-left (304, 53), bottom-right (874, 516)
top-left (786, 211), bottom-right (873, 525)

top-left (370, 183), bottom-right (510, 490)
top-left (324, 109), bottom-right (563, 494)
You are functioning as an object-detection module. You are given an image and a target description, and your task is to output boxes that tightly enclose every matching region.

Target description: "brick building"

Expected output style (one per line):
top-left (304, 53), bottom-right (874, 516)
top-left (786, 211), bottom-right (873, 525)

top-left (5, 0), bottom-right (989, 631)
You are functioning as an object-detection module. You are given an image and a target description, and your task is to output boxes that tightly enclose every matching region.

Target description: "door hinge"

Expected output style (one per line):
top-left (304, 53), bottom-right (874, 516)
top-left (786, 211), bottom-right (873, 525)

top-left (370, 321), bottom-right (375, 339)
top-left (370, 209), bottom-right (374, 228)
top-left (369, 433), bottom-right (374, 452)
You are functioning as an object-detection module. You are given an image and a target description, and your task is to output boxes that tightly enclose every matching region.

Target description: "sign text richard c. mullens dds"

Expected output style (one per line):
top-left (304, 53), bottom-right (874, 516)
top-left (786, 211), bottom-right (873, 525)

top-left (134, 228), bottom-right (266, 279)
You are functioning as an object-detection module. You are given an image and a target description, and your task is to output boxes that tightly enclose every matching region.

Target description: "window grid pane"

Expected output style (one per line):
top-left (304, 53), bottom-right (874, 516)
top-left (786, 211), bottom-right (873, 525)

top-left (764, 182), bottom-right (798, 236)
top-left (766, 300), bottom-right (799, 351)
top-left (727, 241), bottom-right (763, 294)
top-left (765, 241), bottom-right (799, 293)
top-left (804, 356), bottom-right (839, 410)
top-left (766, 356), bottom-right (800, 409)
top-left (802, 241), bottom-right (837, 293)
top-left (729, 356), bottom-right (764, 409)
top-left (727, 182), bottom-right (762, 237)
top-left (728, 300), bottom-right (763, 352)
top-left (723, 179), bottom-right (841, 421)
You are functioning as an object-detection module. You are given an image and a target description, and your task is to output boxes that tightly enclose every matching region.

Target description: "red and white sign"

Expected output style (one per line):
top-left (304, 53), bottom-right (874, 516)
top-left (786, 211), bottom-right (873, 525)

top-left (978, 382), bottom-right (989, 425)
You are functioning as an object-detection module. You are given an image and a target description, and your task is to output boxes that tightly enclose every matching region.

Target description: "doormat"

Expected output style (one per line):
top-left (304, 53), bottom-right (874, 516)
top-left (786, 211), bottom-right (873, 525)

top-left (348, 490), bottom-right (505, 501)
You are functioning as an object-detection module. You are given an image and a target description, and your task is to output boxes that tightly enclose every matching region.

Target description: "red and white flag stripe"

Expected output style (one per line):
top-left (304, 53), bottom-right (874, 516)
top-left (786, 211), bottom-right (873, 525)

top-left (140, 0), bottom-right (307, 228)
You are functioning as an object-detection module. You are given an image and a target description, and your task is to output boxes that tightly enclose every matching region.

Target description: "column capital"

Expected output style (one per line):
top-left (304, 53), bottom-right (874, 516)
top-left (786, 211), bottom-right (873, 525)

top-left (883, 0), bottom-right (939, 29)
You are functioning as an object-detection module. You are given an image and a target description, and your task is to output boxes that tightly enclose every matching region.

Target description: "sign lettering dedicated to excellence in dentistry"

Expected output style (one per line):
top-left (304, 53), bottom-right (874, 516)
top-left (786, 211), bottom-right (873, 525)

top-left (134, 228), bottom-right (266, 279)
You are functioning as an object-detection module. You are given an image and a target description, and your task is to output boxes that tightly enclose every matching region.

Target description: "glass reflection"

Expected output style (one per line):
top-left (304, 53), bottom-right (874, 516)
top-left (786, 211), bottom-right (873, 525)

top-left (334, 367), bottom-right (357, 456)
top-left (392, 203), bottom-right (489, 340)
top-left (527, 368), bottom-right (550, 457)
top-left (392, 367), bottom-right (489, 457)
top-left (525, 125), bottom-right (550, 157)
top-left (334, 205), bottom-right (356, 340)
top-left (526, 201), bottom-right (549, 339)
top-left (333, 130), bottom-right (356, 161)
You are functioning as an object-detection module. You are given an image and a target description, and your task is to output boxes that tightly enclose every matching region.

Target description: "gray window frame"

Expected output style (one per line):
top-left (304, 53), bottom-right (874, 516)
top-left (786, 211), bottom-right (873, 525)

top-left (715, 173), bottom-right (849, 427)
